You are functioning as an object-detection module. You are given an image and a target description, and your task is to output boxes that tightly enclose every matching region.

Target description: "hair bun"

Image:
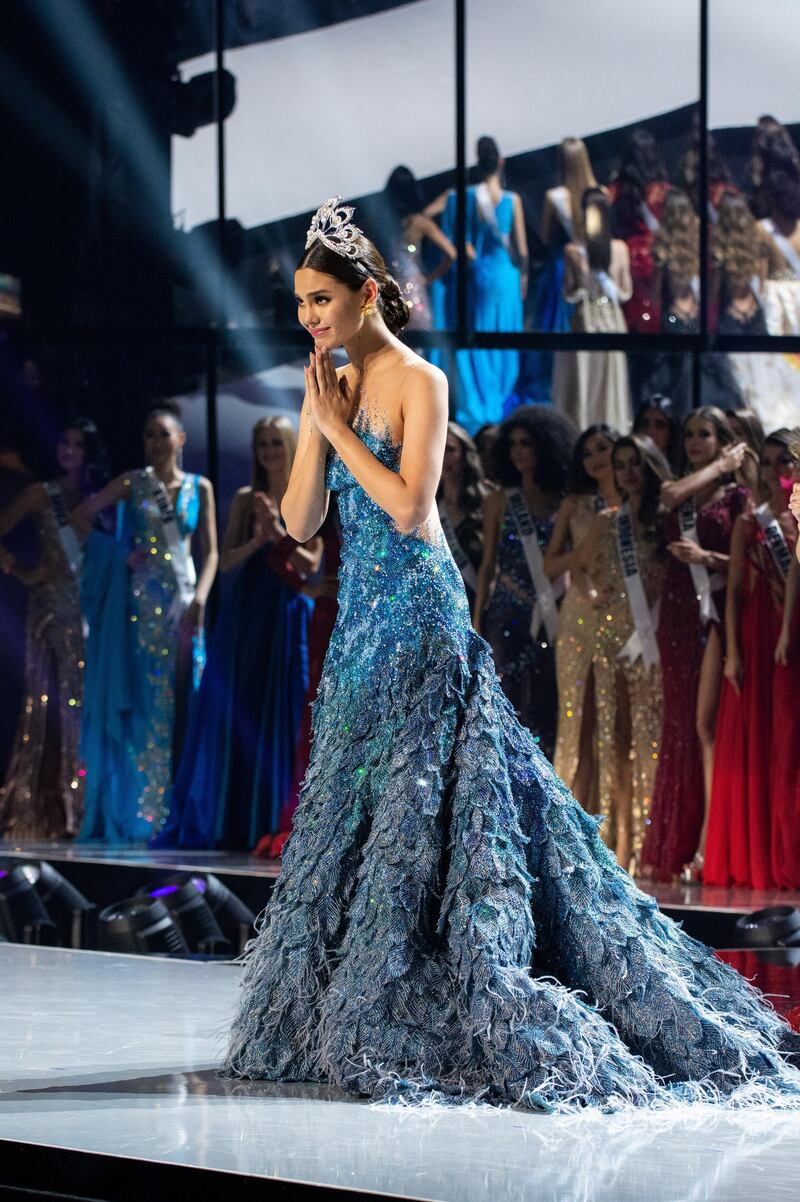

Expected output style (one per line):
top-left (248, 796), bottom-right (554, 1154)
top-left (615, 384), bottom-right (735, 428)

top-left (379, 275), bottom-right (411, 336)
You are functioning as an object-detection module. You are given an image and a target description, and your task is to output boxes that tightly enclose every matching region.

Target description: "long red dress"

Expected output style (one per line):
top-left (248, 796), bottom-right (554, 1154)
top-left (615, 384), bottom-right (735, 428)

top-left (704, 514), bottom-right (795, 889)
top-left (640, 486), bottom-right (749, 881)
top-left (772, 592), bottom-right (800, 889)
top-left (608, 179), bottom-right (669, 333)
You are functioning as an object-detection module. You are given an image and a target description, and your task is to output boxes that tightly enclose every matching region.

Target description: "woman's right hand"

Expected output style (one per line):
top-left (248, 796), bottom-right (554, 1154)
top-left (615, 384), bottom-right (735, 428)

top-left (789, 482), bottom-right (800, 527)
top-left (718, 442), bottom-right (747, 476)
top-left (724, 648), bottom-right (744, 694)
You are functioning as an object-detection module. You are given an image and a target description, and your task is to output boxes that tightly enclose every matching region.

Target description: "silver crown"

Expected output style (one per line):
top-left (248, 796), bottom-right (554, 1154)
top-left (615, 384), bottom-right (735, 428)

top-left (305, 196), bottom-right (365, 260)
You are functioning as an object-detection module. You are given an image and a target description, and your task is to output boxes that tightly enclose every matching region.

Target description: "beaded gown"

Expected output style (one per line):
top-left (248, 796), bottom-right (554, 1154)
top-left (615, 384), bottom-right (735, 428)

top-left (0, 501), bottom-right (84, 840)
top-left (587, 511), bottom-right (665, 870)
top-left (552, 494), bottom-right (601, 795)
top-left (483, 496), bottom-right (558, 758)
top-left (224, 412), bottom-right (800, 1111)
top-left (79, 471), bottom-right (202, 842)
top-left (640, 486), bottom-right (749, 881)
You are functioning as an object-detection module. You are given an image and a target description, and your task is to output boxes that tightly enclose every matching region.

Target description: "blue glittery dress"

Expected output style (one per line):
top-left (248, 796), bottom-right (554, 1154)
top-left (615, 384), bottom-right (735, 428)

top-left (483, 499), bottom-right (558, 758)
top-left (79, 471), bottom-right (202, 843)
top-left (224, 415), bottom-right (800, 1111)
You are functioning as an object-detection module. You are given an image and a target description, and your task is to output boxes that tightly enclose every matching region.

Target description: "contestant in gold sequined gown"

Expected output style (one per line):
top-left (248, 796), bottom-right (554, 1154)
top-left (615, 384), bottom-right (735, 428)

top-left (0, 492), bottom-right (84, 840)
top-left (577, 435), bottom-right (669, 872)
top-left (545, 425), bottom-right (620, 808)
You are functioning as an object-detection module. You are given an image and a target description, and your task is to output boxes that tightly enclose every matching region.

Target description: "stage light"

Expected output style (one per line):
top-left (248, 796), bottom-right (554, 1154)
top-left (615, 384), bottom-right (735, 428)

top-left (138, 874), bottom-right (231, 956)
top-left (98, 897), bottom-right (189, 956)
top-left (0, 868), bottom-right (59, 945)
top-left (736, 906), bottom-right (800, 949)
top-left (194, 873), bottom-right (257, 955)
top-left (16, 862), bottom-right (94, 949)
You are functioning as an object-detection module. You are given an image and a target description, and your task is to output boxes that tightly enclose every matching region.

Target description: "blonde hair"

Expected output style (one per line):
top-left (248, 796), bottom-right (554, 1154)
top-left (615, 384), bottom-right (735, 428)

top-left (560, 137), bottom-right (598, 243)
top-left (251, 415), bottom-right (297, 493)
top-left (653, 188), bottom-right (700, 294)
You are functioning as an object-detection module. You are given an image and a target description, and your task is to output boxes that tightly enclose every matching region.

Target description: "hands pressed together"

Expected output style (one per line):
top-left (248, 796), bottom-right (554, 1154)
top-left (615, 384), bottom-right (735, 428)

top-left (304, 349), bottom-right (355, 442)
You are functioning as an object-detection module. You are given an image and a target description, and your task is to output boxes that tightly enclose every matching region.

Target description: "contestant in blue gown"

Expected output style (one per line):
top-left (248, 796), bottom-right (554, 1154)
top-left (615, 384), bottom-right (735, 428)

top-left (436, 138), bottom-right (525, 433)
top-left (159, 417), bottom-right (314, 849)
top-left (224, 199), bottom-right (800, 1112)
top-left (77, 408), bottom-right (217, 843)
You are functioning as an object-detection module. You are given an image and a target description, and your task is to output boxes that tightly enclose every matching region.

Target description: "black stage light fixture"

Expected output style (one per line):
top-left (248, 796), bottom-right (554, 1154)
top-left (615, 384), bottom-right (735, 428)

top-left (138, 874), bottom-right (232, 956)
top-left (0, 867), bottom-right (59, 945)
top-left (736, 906), bottom-right (800, 949)
top-left (194, 873), bottom-right (257, 955)
top-left (16, 862), bottom-right (95, 949)
top-left (98, 897), bottom-right (190, 956)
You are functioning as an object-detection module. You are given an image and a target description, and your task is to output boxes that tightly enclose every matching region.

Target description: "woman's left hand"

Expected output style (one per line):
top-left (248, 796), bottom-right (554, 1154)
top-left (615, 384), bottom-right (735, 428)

top-left (182, 596), bottom-right (205, 633)
top-left (668, 538), bottom-right (707, 566)
top-left (305, 349), bottom-right (353, 442)
top-left (789, 481), bottom-right (800, 527)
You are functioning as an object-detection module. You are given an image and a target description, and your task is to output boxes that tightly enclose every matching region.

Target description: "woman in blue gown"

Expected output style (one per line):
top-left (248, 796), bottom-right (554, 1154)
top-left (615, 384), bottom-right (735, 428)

top-left (223, 198), bottom-right (800, 1111)
top-left (159, 416), bottom-right (318, 850)
top-left (429, 138), bottom-right (527, 433)
top-left (74, 407), bottom-right (218, 843)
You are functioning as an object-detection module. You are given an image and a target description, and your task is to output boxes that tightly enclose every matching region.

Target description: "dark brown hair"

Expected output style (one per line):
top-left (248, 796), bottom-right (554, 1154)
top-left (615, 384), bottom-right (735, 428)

top-left (437, 421), bottom-right (490, 511)
top-left (612, 433), bottom-right (672, 531)
top-left (298, 234), bottom-right (410, 336)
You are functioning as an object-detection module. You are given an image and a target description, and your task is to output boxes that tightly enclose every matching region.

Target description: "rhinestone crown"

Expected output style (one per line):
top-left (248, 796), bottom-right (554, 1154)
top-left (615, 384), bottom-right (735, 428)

top-left (305, 196), bottom-right (365, 260)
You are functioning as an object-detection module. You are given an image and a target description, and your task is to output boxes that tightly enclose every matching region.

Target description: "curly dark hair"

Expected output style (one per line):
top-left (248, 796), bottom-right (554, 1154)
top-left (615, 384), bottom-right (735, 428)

top-left (298, 225), bottom-right (410, 337)
top-left (568, 423), bottom-right (620, 494)
top-left (436, 421), bottom-right (489, 511)
top-left (612, 127), bottom-right (668, 239)
top-left (492, 405), bottom-right (577, 496)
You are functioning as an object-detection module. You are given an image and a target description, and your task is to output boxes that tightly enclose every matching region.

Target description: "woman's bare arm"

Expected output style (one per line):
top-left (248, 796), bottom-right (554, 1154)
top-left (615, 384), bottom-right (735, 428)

top-left (660, 443), bottom-right (747, 512)
top-left (191, 477), bottom-right (219, 608)
top-left (219, 491), bottom-right (265, 573)
top-left (543, 495), bottom-right (579, 580)
top-left (71, 473), bottom-right (131, 534)
top-left (280, 391), bottom-right (332, 543)
top-left (0, 482), bottom-right (45, 538)
top-left (723, 514), bottom-right (747, 692)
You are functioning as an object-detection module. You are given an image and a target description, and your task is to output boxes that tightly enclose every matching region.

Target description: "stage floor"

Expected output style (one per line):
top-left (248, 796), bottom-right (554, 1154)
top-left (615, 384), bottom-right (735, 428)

top-left (2, 945), bottom-right (800, 1201)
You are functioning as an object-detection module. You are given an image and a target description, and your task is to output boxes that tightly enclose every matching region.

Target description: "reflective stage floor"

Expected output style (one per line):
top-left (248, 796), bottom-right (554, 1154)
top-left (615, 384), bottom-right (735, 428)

top-left (2, 944), bottom-right (800, 1202)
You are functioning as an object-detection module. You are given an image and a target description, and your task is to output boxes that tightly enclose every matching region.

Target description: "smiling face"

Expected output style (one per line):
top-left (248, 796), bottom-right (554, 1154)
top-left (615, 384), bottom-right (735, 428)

top-left (508, 426), bottom-right (537, 478)
top-left (294, 267), bottom-right (375, 352)
top-left (254, 422), bottom-right (288, 478)
top-left (143, 414), bottom-right (184, 468)
top-left (684, 416), bottom-right (722, 468)
top-left (581, 431), bottom-right (615, 482)
top-left (636, 407), bottom-right (671, 455)
top-left (57, 426), bottom-right (86, 475)
top-left (613, 444), bottom-right (645, 497)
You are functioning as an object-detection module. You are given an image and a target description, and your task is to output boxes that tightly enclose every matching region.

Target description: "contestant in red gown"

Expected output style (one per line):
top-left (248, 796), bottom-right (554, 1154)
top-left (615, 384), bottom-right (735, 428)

top-left (608, 129), bottom-right (670, 333)
top-left (640, 409), bottom-right (753, 882)
top-left (704, 432), bottom-right (796, 889)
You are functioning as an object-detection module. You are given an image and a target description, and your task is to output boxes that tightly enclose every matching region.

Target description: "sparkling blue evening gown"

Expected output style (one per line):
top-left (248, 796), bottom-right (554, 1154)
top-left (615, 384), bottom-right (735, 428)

top-left (224, 412), bottom-right (800, 1111)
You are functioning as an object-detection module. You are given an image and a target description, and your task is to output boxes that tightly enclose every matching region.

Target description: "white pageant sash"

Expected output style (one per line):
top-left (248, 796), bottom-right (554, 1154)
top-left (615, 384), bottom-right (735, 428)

top-left (438, 502), bottom-right (478, 592)
top-left (145, 468), bottom-right (196, 618)
top-left (475, 183), bottom-right (512, 255)
top-left (45, 482), bottom-right (82, 576)
top-left (550, 186), bottom-right (574, 241)
top-left (679, 498), bottom-right (720, 623)
top-left (763, 218), bottom-right (800, 277)
top-left (616, 504), bottom-right (660, 669)
top-left (755, 503), bottom-right (792, 579)
top-left (505, 487), bottom-right (562, 642)
top-left (641, 201), bottom-right (661, 233)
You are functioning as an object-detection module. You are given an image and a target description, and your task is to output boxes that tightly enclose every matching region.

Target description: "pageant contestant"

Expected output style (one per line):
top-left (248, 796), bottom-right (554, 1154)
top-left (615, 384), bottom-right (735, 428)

top-left (428, 137), bottom-right (528, 432)
top-left (162, 416), bottom-right (318, 850)
top-left (383, 165), bottom-right (456, 332)
top-left (705, 431), bottom-right (797, 890)
top-left (608, 127), bottom-right (670, 333)
top-left (436, 422), bottom-right (488, 611)
top-left (552, 188), bottom-right (632, 433)
top-left (0, 419), bottom-right (103, 839)
top-left (223, 196), bottom-right (800, 1112)
top-left (632, 395), bottom-right (681, 472)
top-left (640, 409), bottom-right (752, 883)
top-left (473, 406), bottom-right (575, 757)
top-left (576, 435), bottom-right (669, 872)
top-left (544, 423), bottom-right (620, 808)
top-left (75, 407), bottom-right (218, 842)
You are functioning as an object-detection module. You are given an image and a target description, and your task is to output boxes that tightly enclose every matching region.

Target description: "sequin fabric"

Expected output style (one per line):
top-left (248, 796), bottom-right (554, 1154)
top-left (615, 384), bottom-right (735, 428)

top-left (641, 486), bottom-right (749, 880)
top-left (0, 502), bottom-right (84, 839)
top-left (590, 512), bottom-right (664, 869)
top-left (128, 471), bottom-right (200, 831)
top-left (388, 239), bottom-right (432, 331)
top-left (553, 495), bottom-right (601, 794)
top-left (483, 498), bottom-right (557, 757)
top-left (223, 419), bottom-right (800, 1111)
